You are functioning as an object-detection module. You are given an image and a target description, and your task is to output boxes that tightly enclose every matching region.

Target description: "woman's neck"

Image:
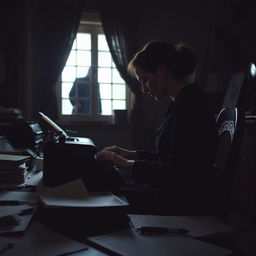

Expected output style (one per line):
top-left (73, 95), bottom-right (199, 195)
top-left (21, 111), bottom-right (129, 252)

top-left (167, 79), bottom-right (188, 99)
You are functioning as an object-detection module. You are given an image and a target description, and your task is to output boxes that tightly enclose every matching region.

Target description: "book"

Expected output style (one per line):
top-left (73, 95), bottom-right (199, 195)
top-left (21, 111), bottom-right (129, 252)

top-left (0, 154), bottom-right (30, 168)
top-left (0, 154), bottom-right (31, 186)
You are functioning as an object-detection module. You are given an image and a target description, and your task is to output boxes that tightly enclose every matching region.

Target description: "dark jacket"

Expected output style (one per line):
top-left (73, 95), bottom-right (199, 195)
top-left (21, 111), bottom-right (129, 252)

top-left (69, 76), bottom-right (91, 114)
top-left (69, 76), bottom-right (101, 114)
top-left (132, 83), bottom-right (218, 215)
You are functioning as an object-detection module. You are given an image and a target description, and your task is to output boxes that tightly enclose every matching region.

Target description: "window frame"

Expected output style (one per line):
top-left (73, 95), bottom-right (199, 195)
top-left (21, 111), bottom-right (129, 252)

top-left (57, 15), bottom-right (132, 123)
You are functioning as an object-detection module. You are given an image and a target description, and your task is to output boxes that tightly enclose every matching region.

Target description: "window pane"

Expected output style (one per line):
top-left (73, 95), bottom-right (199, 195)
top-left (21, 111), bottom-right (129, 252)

top-left (62, 66), bottom-right (76, 82)
top-left (77, 51), bottom-right (91, 66)
top-left (112, 61), bottom-right (116, 68)
top-left (66, 50), bottom-right (76, 66)
top-left (113, 69), bottom-right (124, 83)
top-left (99, 83), bottom-right (111, 99)
top-left (113, 100), bottom-right (126, 110)
top-left (77, 67), bottom-right (89, 78)
top-left (113, 84), bottom-right (126, 99)
top-left (61, 27), bottom-right (127, 118)
top-left (98, 67), bottom-right (111, 83)
top-left (62, 82), bottom-right (73, 98)
top-left (98, 34), bottom-right (109, 51)
top-left (98, 52), bottom-right (112, 67)
top-left (101, 100), bottom-right (112, 115)
top-left (77, 33), bottom-right (91, 50)
top-left (62, 99), bottom-right (73, 115)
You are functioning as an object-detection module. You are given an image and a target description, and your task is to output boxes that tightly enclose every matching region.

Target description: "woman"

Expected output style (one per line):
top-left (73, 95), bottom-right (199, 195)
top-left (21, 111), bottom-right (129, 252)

top-left (97, 40), bottom-right (218, 215)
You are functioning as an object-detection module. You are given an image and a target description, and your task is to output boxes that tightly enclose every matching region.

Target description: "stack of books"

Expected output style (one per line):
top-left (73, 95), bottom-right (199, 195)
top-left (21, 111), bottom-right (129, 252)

top-left (0, 154), bottom-right (31, 186)
top-left (0, 106), bottom-right (23, 120)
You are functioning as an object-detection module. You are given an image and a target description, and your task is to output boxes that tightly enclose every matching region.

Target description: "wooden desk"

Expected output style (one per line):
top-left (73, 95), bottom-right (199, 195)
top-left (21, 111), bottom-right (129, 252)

top-left (0, 171), bottom-right (253, 256)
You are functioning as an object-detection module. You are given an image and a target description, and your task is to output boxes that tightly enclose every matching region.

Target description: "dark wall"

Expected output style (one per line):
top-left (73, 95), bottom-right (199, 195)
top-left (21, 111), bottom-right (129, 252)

top-left (0, 1), bottom-right (27, 109)
top-left (214, 0), bottom-right (256, 73)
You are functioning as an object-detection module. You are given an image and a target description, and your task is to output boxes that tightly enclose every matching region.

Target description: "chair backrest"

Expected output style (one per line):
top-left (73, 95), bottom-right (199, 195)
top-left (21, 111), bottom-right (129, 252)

top-left (222, 62), bottom-right (256, 112)
top-left (214, 107), bottom-right (244, 221)
top-left (215, 108), bottom-right (244, 177)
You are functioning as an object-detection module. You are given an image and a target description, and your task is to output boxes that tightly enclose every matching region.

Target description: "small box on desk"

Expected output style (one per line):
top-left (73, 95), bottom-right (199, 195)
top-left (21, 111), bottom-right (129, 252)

top-left (37, 179), bottom-right (130, 237)
top-left (43, 137), bottom-right (97, 187)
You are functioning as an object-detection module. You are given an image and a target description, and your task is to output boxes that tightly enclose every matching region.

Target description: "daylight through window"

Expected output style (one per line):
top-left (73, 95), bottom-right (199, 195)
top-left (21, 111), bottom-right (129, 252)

top-left (60, 21), bottom-right (127, 121)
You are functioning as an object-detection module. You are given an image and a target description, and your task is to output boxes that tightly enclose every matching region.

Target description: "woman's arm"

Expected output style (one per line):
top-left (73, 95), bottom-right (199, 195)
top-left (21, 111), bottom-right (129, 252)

top-left (99, 145), bottom-right (138, 160)
top-left (137, 150), bottom-right (159, 161)
top-left (96, 149), bottom-right (135, 169)
top-left (96, 146), bottom-right (160, 169)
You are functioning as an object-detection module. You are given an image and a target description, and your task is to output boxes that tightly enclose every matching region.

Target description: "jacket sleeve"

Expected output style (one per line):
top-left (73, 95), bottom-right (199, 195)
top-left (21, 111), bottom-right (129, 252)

top-left (137, 150), bottom-right (159, 161)
top-left (132, 158), bottom-right (175, 184)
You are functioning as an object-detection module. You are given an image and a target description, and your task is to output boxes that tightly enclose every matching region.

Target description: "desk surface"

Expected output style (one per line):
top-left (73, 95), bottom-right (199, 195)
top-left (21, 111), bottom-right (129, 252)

top-left (0, 171), bottom-right (255, 256)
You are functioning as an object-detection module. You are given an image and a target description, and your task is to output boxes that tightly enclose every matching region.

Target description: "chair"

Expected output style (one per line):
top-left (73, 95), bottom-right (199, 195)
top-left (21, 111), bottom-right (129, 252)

top-left (214, 107), bottom-right (245, 222)
top-left (222, 62), bottom-right (256, 112)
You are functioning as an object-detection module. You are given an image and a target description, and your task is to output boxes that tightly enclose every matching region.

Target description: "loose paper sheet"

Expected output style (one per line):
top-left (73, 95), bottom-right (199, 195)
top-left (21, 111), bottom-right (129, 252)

top-left (88, 228), bottom-right (232, 256)
top-left (129, 214), bottom-right (236, 238)
top-left (38, 178), bottom-right (128, 208)
top-left (3, 221), bottom-right (87, 256)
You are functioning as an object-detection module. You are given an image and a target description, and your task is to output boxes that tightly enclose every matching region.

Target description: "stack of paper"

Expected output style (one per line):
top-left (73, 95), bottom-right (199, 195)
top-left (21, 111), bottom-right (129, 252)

top-left (0, 107), bottom-right (23, 120)
top-left (37, 179), bottom-right (129, 236)
top-left (38, 179), bottom-right (129, 209)
top-left (0, 154), bottom-right (31, 186)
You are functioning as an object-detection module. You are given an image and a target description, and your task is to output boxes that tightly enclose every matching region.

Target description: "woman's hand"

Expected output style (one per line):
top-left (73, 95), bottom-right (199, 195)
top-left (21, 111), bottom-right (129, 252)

top-left (96, 149), bottom-right (134, 169)
top-left (100, 145), bottom-right (138, 160)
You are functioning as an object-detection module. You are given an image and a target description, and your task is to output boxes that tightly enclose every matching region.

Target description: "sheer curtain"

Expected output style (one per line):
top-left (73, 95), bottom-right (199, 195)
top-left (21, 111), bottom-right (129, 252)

top-left (28, 0), bottom-right (83, 120)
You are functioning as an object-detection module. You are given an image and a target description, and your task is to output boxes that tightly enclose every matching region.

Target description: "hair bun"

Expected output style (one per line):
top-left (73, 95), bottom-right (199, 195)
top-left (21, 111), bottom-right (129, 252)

top-left (175, 43), bottom-right (197, 77)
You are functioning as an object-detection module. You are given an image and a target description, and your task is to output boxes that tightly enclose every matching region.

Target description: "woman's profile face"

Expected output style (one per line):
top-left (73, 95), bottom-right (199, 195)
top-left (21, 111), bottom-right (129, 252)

top-left (134, 66), bottom-right (167, 101)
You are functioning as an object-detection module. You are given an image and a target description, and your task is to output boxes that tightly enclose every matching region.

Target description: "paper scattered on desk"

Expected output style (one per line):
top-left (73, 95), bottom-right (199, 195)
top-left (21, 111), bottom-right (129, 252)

top-left (0, 205), bottom-right (35, 235)
top-left (0, 191), bottom-right (38, 204)
top-left (38, 178), bottom-right (128, 208)
top-left (0, 208), bottom-right (35, 235)
top-left (88, 228), bottom-right (232, 256)
top-left (0, 205), bottom-right (34, 218)
top-left (129, 214), bottom-right (236, 238)
top-left (2, 221), bottom-right (87, 256)
top-left (0, 191), bottom-right (37, 234)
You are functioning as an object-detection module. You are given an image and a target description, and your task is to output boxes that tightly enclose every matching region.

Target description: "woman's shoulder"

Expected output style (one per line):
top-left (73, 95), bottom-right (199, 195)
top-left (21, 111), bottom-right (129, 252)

top-left (175, 82), bottom-right (203, 104)
top-left (174, 82), bottom-right (212, 115)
